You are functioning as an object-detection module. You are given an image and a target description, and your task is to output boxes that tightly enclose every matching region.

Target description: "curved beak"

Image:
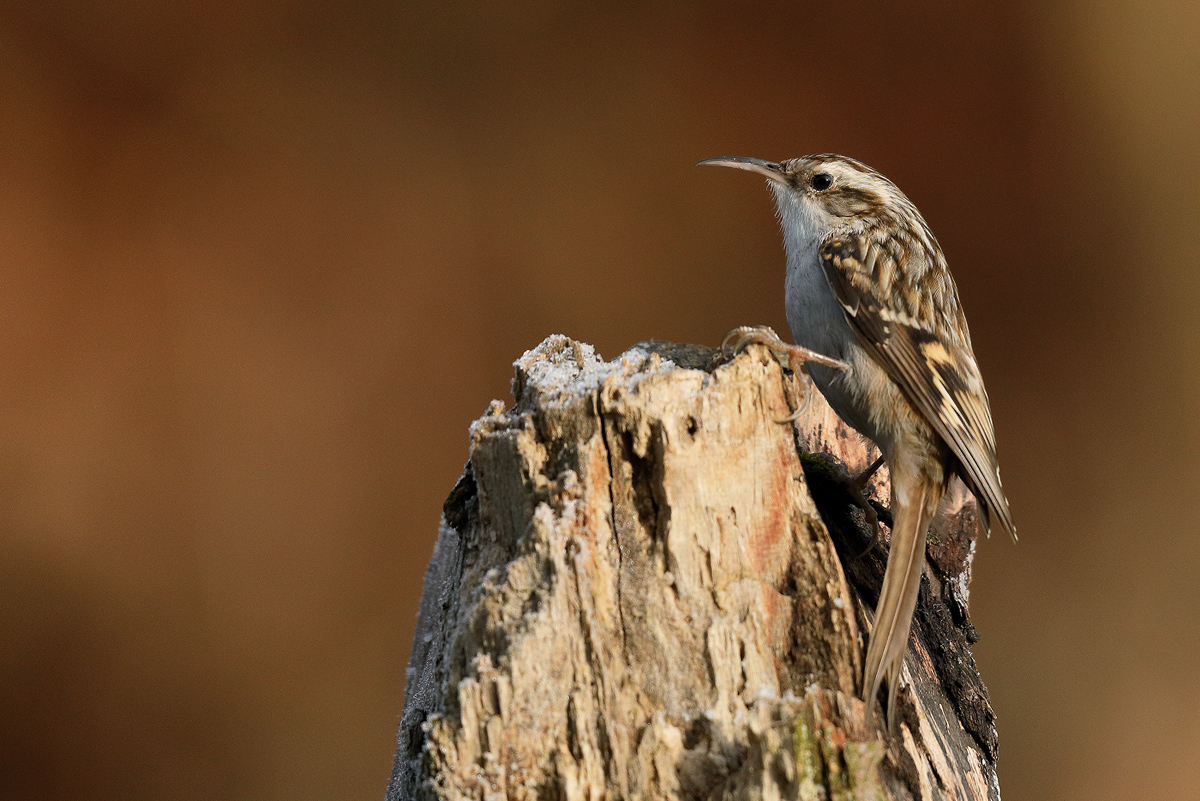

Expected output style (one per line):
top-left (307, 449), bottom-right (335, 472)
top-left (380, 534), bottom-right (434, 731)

top-left (696, 156), bottom-right (787, 185)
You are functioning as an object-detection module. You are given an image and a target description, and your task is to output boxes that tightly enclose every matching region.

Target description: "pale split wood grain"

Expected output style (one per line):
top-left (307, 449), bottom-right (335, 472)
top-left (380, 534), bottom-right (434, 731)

top-left (387, 335), bottom-right (998, 801)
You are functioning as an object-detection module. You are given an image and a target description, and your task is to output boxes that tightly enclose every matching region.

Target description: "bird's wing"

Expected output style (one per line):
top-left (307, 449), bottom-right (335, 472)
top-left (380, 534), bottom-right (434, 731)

top-left (819, 229), bottom-right (1016, 540)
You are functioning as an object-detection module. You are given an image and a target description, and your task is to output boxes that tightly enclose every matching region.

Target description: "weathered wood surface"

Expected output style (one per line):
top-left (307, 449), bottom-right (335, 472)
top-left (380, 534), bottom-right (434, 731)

top-left (387, 335), bottom-right (999, 800)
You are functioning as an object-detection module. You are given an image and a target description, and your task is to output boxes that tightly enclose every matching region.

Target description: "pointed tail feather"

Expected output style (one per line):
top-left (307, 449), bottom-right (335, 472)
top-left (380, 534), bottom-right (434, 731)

top-left (863, 477), bottom-right (940, 731)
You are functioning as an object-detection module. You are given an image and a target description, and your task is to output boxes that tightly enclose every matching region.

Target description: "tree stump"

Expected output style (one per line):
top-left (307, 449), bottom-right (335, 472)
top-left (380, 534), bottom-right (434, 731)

top-left (386, 335), bottom-right (999, 800)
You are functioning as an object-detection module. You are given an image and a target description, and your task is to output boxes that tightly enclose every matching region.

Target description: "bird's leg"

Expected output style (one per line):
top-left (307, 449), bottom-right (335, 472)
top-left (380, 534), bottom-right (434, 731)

top-left (848, 453), bottom-right (887, 558)
top-left (809, 452), bottom-right (883, 560)
top-left (852, 453), bottom-right (886, 492)
top-left (721, 325), bottom-right (849, 371)
top-left (722, 326), bottom-right (846, 423)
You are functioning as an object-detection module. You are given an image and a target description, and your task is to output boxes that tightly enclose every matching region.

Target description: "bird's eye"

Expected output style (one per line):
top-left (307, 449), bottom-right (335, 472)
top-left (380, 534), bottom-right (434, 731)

top-left (810, 172), bottom-right (833, 191)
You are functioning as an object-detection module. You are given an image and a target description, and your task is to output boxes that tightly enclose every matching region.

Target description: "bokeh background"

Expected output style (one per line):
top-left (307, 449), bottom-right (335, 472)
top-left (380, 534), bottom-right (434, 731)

top-left (0, 2), bottom-right (1197, 799)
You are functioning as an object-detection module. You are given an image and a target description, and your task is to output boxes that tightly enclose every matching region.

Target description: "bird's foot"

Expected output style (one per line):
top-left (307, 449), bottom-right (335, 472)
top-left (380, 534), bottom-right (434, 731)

top-left (721, 326), bottom-right (850, 423)
top-left (851, 453), bottom-right (885, 494)
top-left (721, 325), bottom-right (850, 372)
top-left (854, 520), bottom-right (881, 561)
top-left (721, 325), bottom-right (880, 547)
top-left (848, 454), bottom-right (886, 559)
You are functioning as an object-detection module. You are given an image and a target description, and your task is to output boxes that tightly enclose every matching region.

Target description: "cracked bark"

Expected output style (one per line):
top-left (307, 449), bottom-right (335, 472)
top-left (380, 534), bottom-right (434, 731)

top-left (386, 335), bottom-right (1000, 801)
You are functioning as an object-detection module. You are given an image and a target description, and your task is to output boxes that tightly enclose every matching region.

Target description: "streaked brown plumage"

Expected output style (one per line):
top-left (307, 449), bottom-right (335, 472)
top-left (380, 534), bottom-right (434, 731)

top-left (699, 153), bottom-right (1015, 730)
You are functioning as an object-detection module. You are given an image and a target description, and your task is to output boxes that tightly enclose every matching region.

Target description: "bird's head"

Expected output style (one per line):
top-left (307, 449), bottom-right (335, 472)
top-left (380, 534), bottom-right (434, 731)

top-left (697, 154), bottom-right (919, 246)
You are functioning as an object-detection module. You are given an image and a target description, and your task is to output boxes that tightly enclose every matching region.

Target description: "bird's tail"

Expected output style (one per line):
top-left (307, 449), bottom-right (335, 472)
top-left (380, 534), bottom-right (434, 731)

top-left (862, 475), bottom-right (942, 731)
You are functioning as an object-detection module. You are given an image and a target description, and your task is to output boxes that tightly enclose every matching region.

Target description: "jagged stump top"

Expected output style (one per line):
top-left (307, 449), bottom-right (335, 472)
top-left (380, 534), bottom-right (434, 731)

top-left (388, 335), bottom-right (997, 801)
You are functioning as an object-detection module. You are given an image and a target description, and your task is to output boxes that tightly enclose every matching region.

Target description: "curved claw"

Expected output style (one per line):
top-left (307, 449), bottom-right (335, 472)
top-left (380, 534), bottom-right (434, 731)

top-left (720, 328), bottom-right (739, 352)
top-left (848, 455), bottom-right (886, 561)
top-left (719, 328), bottom-right (742, 359)
top-left (721, 325), bottom-right (778, 357)
top-left (773, 381), bottom-right (814, 423)
top-left (734, 332), bottom-right (759, 353)
top-left (851, 503), bottom-right (883, 562)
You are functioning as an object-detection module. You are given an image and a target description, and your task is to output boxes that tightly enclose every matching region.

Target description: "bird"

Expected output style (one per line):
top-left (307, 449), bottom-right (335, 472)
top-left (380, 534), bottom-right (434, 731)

top-left (697, 153), bottom-right (1015, 731)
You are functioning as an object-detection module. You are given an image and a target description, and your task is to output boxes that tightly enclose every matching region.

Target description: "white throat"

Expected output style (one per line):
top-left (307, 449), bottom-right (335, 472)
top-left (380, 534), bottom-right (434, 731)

top-left (769, 183), bottom-right (830, 264)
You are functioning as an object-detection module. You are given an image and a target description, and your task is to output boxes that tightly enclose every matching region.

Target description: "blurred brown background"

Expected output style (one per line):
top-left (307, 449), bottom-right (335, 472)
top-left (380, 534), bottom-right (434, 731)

top-left (0, 1), bottom-right (1196, 799)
